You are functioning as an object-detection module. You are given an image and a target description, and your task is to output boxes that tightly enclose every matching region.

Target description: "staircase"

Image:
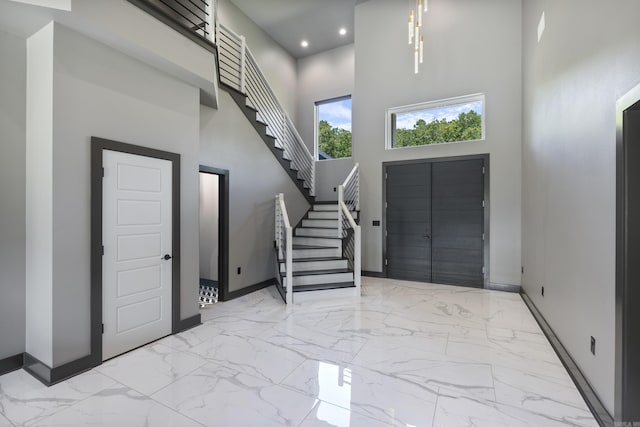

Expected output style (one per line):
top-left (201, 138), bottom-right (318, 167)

top-left (217, 24), bottom-right (315, 204)
top-left (218, 22), bottom-right (361, 303)
top-left (276, 202), bottom-right (359, 302)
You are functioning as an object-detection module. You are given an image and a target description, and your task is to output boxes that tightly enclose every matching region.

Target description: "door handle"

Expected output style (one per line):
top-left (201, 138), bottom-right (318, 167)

top-left (423, 235), bottom-right (431, 239)
top-left (162, 254), bottom-right (173, 260)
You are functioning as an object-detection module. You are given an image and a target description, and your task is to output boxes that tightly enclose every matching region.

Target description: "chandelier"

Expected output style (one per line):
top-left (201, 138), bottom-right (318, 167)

top-left (408, 0), bottom-right (427, 73)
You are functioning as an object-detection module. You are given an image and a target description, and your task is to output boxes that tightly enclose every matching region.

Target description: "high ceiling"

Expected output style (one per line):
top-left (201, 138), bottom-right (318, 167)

top-left (229, 0), bottom-right (357, 58)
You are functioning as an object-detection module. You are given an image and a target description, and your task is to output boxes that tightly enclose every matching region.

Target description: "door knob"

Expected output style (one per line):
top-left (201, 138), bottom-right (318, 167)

top-left (162, 254), bottom-right (173, 260)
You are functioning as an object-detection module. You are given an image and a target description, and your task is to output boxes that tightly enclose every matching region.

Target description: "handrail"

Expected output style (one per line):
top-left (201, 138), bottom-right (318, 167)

top-left (275, 193), bottom-right (293, 304)
top-left (218, 23), bottom-right (315, 196)
top-left (339, 201), bottom-right (361, 293)
top-left (337, 163), bottom-right (359, 238)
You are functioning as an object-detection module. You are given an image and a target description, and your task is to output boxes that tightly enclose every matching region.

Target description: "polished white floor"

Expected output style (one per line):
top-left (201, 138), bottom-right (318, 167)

top-left (0, 278), bottom-right (597, 426)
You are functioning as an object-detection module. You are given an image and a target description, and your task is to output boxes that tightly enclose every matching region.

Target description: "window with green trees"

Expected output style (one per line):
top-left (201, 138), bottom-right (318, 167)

top-left (388, 94), bottom-right (485, 149)
top-left (316, 96), bottom-right (352, 160)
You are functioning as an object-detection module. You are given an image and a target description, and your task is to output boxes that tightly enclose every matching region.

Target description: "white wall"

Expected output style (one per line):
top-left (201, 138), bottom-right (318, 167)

top-left (25, 22), bottom-right (54, 366)
top-left (218, 0), bottom-right (297, 121)
top-left (24, 23), bottom-right (202, 367)
top-left (353, 0), bottom-right (522, 287)
top-left (0, 29), bottom-right (26, 361)
top-left (521, 0), bottom-right (640, 414)
top-left (296, 44), bottom-right (355, 153)
top-left (201, 91), bottom-right (309, 293)
top-left (199, 173), bottom-right (219, 281)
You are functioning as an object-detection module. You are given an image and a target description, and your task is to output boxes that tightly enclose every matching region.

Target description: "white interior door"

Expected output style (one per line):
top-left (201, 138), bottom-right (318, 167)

top-left (102, 150), bottom-right (173, 361)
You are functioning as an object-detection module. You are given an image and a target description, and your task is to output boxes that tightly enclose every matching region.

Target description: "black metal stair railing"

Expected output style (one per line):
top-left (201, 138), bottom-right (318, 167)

top-left (128, 0), bottom-right (216, 48)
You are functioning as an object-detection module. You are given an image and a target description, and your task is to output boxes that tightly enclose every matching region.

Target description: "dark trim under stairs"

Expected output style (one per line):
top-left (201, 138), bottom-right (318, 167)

top-left (220, 82), bottom-right (315, 204)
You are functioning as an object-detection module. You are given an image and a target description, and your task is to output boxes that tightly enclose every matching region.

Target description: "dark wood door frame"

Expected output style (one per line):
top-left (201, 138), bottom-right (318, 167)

top-left (382, 154), bottom-right (490, 288)
top-left (616, 84), bottom-right (640, 423)
top-left (199, 165), bottom-right (230, 302)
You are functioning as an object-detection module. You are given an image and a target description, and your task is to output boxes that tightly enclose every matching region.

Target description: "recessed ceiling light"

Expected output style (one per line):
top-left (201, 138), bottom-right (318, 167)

top-left (301, 40), bottom-right (309, 47)
top-left (339, 28), bottom-right (347, 36)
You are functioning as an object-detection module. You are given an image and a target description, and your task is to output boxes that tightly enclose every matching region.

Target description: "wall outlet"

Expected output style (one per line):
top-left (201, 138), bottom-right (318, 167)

top-left (333, 187), bottom-right (337, 192)
top-left (541, 286), bottom-right (544, 297)
top-left (372, 220), bottom-right (381, 226)
top-left (590, 336), bottom-right (596, 355)
top-left (237, 267), bottom-right (241, 275)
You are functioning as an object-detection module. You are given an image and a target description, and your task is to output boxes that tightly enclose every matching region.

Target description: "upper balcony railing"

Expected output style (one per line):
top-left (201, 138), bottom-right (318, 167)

top-left (128, 0), bottom-right (217, 50)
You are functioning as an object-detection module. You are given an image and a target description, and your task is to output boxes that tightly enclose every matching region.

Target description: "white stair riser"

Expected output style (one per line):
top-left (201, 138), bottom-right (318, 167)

top-left (302, 219), bottom-right (337, 228)
top-left (296, 228), bottom-right (340, 238)
top-left (293, 236), bottom-right (342, 249)
top-left (293, 286), bottom-right (360, 303)
top-left (280, 259), bottom-right (348, 273)
top-left (308, 211), bottom-right (358, 220)
top-left (292, 248), bottom-right (341, 259)
top-left (290, 272), bottom-right (354, 286)
top-left (313, 204), bottom-right (339, 211)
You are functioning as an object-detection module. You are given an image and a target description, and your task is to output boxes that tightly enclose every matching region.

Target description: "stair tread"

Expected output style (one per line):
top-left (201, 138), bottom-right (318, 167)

top-left (298, 226), bottom-right (339, 230)
top-left (292, 236), bottom-right (342, 241)
top-left (287, 268), bottom-right (352, 277)
top-left (280, 257), bottom-right (346, 263)
top-left (293, 282), bottom-right (356, 292)
top-left (292, 245), bottom-right (340, 250)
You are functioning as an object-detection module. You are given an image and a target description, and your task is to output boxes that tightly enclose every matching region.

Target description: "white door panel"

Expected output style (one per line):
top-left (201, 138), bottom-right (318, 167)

top-left (103, 150), bottom-right (172, 361)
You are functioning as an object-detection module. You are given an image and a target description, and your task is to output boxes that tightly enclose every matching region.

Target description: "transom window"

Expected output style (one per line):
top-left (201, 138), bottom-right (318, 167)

top-left (387, 94), bottom-right (485, 149)
top-left (315, 96), bottom-right (352, 160)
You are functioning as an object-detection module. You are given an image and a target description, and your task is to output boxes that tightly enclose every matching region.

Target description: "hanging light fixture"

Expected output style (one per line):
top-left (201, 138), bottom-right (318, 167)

top-left (407, 0), bottom-right (427, 73)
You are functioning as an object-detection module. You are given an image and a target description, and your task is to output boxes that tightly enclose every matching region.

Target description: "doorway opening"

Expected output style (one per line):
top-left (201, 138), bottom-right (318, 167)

top-left (615, 85), bottom-right (640, 422)
top-left (199, 166), bottom-right (229, 305)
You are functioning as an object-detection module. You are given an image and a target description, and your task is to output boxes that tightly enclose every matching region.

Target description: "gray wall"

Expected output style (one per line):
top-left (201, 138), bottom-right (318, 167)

top-left (521, 0), bottom-right (640, 414)
top-left (353, 0), bottom-right (522, 288)
top-left (296, 44), bottom-right (355, 154)
top-left (200, 91), bottom-right (309, 293)
top-left (25, 23), bottom-right (201, 367)
top-left (0, 29), bottom-right (26, 361)
top-left (199, 173), bottom-right (219, 281)
top-left (218, 0), bottom-right (297, 121)
top-left (315, 158), bottom-right (354, 202)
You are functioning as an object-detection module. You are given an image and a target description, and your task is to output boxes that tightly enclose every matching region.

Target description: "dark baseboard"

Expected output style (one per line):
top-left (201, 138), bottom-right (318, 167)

top-left (486, 282), bottom-right (520, 293)
top-left (176, 314), bottom-right (202, 333)
top-left (0, 353), bottom-right (24, 376)
top-left (520, 291), bottom-right (614, 427)
top-left (224, 278), bottom-right (276, 301)
top-left (362, 270), bottom-right (386, 278)
top-left (23, 353), bottom-right (96, 386)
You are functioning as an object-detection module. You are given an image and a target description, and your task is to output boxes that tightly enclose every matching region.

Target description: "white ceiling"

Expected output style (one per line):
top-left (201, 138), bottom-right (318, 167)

top-left (229, 0), bottom-right (357, 58)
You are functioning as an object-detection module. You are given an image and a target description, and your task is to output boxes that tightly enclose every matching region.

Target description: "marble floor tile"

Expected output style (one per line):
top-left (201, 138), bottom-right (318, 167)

top-left (152, 362), bottom-right (317, 427)
top-left (158, 321), bottom-right (223, 352)
top-left (446, 333), bottom-right (567, 380)
top-left (434, 393), bottom-right (597, 427)
top-left (187, 332), bottom-right (307, 384)
top-left (96, 342), bottom-right (207, 396)
top-left (492, 365), bottom-right (598, 426)
top-left (0, 278), bottom-right (598, 427)
top-left (351, 341), bottom-right (496, 401)
top-left (0, 412), bottom-right (13, 427)
top-left (0, 369), bottom-right (117, 426)
top-left (299, 401), bottom-right (390, 427)
top-left (30, 385), bottom-right (204, 427)
top-left (281, 359), bottom-right (438, 426)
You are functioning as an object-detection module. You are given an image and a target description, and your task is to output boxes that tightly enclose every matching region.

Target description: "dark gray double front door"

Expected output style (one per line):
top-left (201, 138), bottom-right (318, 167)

top-left (386, 158), bottom-right (485, 288)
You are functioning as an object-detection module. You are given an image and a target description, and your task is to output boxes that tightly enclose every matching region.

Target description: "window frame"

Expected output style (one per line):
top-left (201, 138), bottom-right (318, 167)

top-left (385, 93), bottom-right (486, 150)
top-left (314, 95), bottom-right (353, 161)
